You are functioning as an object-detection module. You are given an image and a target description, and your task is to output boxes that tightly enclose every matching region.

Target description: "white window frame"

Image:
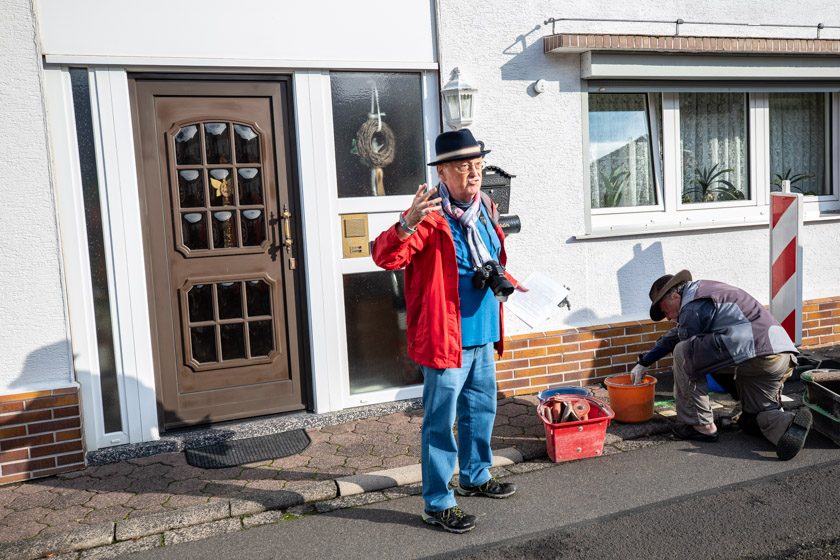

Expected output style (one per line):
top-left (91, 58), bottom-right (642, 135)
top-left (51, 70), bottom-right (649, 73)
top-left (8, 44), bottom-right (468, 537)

top-left (588, 93), bottom-right (664, 217)
top-left (584, 88), bottom-right (840, 237)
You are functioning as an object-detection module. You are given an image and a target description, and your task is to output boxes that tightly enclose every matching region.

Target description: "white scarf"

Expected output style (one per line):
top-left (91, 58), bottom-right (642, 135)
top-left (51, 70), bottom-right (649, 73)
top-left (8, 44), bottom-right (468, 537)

top-left (438, 183), bottom-right (493, 268)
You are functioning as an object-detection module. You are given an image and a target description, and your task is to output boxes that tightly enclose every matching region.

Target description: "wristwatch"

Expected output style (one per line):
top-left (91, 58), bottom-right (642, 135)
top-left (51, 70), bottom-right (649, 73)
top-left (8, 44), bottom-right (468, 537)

top-left (399, 213), bottom-right (416, 235)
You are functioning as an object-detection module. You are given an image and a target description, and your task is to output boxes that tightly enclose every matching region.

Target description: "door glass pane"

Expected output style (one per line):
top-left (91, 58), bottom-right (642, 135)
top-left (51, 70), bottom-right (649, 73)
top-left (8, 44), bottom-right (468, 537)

top-left (204, 122), bottom-right (231, 164)
top-left (209, 169), bottom-right (234, 206)
top-left (237, 168), bottom-right (263, 204)
top-left (330, 72), bottom-right (426, 198)
top-left (217, 282), bottom-right (243, 319)
top-left (221, 323), bottom-right (246, 360)
top-left (343, 271), bottom-right (421, 395)
top-left (70, 67), bottom-right (123, 433)
top-left (680, 92), bottom-right (749, 203)
top-left (234, 124), bottom-right (261, 163)
top-left (246, 280), bottom-right (271, 317)
top-left (178, 169), bottom-right (205, 207)
top-left (249, 320), bottom-right (274, 357)
top-left (241, 209), bottom-right (265, 246)
top-left (769, 93), bottom-right (828, 196)
top-left (188, 284), bottom-right (213, 322)
top-left (191, 326), bottom-right (217, 363)
top-left (182, 213), bottom-right (208, 250)
top-left (175, 125), bottom-right (202, 165)
top-left (588, 93), bottom-right (658, 208)
top-left (212, 211), bottom-right (237, 248)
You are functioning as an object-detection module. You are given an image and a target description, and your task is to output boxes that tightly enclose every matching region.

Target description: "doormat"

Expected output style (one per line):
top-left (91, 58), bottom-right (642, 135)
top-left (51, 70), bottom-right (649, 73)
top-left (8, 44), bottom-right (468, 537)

top-left (185, 429), bottom-right (311, 469)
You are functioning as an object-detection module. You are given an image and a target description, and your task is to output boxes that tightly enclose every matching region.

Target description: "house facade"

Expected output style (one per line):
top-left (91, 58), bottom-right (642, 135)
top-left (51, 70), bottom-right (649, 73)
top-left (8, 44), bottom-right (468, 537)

top-left (2, 0), bottom-right (839, 484)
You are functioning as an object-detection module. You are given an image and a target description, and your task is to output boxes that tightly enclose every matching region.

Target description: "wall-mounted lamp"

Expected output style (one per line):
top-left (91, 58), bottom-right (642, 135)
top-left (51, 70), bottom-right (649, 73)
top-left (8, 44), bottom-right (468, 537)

top-left (441, 67), bottom-right (477, 130)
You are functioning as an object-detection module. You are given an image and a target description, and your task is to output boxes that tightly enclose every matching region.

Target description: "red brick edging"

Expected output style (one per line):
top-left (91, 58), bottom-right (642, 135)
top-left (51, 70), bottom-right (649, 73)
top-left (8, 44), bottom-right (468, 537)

top-left (0, 386), bottom-right (85, 485)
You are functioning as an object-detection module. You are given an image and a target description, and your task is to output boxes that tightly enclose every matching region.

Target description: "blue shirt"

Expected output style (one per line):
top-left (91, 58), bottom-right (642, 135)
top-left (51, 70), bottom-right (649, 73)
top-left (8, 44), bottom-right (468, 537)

top-left (444, 202), bottom-right (502, 347)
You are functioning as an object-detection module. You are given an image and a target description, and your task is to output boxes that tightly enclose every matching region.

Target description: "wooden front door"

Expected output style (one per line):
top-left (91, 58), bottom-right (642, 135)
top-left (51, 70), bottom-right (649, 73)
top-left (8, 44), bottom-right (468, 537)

top-left (131, 78), bottom-right (305, 430)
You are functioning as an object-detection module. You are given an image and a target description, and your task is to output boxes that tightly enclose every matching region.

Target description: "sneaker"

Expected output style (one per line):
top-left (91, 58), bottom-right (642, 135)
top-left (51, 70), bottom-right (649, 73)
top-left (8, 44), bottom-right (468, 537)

top-left (456, 477), bottom-right (517, 499)
top-left (422, 505), bottom-right (476, 534)
top-left (776, 407), bottom-right (812, 461)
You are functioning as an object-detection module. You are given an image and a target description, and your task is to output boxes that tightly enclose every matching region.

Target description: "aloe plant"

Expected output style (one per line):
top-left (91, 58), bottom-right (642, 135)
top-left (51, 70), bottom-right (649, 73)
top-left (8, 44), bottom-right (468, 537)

top-left (597, 166), bottom-right (631, 207)
top-left (682, 163), bottom-right (744, 203)
top-left (770, 168), bottom-right (817, 195)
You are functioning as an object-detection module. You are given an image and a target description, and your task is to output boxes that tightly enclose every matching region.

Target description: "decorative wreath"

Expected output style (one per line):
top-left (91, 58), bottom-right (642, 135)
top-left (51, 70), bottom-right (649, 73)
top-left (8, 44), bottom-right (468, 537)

top-left (355, 118), bottom-right (396, 169)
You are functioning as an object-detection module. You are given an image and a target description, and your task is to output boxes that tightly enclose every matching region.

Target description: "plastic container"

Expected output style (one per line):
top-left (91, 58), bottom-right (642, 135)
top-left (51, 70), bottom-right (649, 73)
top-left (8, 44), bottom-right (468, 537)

top-left (537, 386), bottom-right (593, 403)
top-left (706, 374), bottom-right (726, 394)
top-left (538, 396), bottom-right (614, 463)
top-left (801, 369), bottom-right (840, 420)
top-left (803, 394), bottom-right (840, 447)
top-left (604, 373), bottom-right (657, 423)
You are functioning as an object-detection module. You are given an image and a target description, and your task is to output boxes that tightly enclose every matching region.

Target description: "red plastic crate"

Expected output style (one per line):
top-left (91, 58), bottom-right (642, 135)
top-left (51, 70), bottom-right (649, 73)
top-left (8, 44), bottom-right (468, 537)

top-left (538, 396), bottom-right (615, 463)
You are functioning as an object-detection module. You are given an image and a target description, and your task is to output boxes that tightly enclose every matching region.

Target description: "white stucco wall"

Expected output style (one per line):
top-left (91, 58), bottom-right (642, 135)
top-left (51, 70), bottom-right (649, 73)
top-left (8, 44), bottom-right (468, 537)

top-left (437, 0), bottom-right (840, 334)
top-left (0, 0), bottom-right (72, 390)
top-left (36, 0), bottom-right (437, 67)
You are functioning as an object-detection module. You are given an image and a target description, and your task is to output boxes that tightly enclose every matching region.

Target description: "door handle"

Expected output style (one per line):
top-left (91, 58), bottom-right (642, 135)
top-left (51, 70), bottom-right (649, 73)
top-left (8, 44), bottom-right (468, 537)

top-left (281, 206), bottom-right (293, 252)
top-left (280, 205), bottom-right (296, 270)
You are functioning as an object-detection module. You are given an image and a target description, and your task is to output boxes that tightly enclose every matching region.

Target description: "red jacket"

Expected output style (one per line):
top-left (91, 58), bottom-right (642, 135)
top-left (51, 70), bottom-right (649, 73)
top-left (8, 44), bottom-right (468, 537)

top-left (371, 199), bottom-right (515, 369)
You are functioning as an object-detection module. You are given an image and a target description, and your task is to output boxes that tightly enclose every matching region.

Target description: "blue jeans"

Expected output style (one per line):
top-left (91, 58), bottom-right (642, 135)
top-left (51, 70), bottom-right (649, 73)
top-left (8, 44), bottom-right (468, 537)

top-left (421, 343), bottom-right (497, 512)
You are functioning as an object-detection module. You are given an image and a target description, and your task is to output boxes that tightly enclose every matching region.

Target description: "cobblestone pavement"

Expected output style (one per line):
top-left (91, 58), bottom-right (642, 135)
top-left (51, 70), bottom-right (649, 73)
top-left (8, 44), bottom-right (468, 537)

top-left (0, 387), bottom-right (750, 559)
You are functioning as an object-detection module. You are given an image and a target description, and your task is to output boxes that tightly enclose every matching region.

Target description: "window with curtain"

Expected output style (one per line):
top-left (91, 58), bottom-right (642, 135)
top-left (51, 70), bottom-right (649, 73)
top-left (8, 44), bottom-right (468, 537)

top-left (680, 92), bottom-right (749, 204)
top-left (769, 93), bottom-right (828, 196)
top-left (588, 93), bottom-right (658, 209)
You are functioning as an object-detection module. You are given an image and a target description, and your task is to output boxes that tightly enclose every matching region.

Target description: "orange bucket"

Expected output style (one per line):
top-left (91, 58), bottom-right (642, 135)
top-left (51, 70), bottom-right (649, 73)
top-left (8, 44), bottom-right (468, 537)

top-left (604, 373), bottom-right (657, 423)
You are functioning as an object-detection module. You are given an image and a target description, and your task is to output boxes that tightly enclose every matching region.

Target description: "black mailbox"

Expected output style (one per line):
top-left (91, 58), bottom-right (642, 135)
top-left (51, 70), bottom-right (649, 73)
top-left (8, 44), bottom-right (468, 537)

top-left (481, 165), bottom-right (514, 214)
top-left (481, 165), bottom-right (520, 235)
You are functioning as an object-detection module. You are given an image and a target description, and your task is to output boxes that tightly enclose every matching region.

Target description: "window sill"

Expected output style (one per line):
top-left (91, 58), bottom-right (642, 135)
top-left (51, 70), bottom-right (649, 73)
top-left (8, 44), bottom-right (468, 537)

top-left (576, 211), bottom-right (840, 240)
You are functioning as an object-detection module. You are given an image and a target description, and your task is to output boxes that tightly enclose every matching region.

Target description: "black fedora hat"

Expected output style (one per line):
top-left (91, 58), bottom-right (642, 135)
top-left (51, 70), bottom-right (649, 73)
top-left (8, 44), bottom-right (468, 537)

top-left (427, 129), bottom-right (491, 166)
top-left (648, 270), bottom-right (692, 321)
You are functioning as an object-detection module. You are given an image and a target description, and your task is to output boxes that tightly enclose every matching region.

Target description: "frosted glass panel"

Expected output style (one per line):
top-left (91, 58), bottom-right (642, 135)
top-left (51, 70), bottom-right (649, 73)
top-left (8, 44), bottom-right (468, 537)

top-left (343, 271), bottom-right (421, 395)
top-left (331, 72), bottom-right (426, 198)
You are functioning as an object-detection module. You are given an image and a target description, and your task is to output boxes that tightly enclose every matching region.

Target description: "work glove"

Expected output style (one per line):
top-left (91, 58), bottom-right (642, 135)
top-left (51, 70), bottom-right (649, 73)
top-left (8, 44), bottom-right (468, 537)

top-left (630, 363), bottom-right (649, 385)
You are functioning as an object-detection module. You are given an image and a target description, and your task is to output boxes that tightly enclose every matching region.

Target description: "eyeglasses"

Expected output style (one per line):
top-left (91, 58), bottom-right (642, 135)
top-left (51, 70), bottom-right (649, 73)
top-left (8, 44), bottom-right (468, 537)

top-left (447, 159), bottom-right (485, 175)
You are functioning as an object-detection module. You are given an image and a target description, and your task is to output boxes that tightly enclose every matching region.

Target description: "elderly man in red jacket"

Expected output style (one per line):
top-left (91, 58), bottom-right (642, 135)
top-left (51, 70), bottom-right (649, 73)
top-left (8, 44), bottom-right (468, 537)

top-left (372, 129), bottom-right (522, 533)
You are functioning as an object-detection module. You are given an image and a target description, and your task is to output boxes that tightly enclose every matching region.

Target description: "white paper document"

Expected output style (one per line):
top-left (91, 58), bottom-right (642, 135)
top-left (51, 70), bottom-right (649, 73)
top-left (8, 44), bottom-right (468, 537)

top-left (505, 271), bottom-right (570, 328)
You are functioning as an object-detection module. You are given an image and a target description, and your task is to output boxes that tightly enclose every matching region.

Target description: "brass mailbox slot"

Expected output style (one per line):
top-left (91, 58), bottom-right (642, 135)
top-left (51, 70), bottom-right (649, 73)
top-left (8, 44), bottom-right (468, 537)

top-left (341, 213), bottom-right (370, 258)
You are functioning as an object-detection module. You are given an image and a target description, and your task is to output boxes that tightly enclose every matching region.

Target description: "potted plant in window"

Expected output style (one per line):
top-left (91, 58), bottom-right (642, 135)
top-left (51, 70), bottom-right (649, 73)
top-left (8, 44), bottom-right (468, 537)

top-left (770, 168), bottom-right (817, 196)
top-left (597, 165), bottom-right (631, 207)
top-left (682, 163), bottom-right (744, 203)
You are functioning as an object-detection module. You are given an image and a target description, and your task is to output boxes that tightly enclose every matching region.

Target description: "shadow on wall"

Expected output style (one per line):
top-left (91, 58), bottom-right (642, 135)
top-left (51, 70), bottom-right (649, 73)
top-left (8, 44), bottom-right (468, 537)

top-left (563, 241), bottom-right (666, 327)
top-left (617, 242), bottom-right (665, 316)
top-left (498, 22), bottom-right (581, 94)
top-left (7, 340), bottom-right (73, 390)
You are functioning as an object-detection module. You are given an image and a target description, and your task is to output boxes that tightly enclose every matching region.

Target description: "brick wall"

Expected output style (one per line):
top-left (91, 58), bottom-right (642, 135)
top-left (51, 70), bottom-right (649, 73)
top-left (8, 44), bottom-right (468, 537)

top-left (496, 295), bottom-right (840, 399)
top-left (543, 33), bottom-right (840, 55)
top-left (0, 387), bottom-right (85, 485)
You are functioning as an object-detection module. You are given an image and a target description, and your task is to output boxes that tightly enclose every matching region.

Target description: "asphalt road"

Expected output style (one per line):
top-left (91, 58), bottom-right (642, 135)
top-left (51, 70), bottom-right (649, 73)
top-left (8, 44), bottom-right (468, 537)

top-left (127, 430), bottom-right (840, 560)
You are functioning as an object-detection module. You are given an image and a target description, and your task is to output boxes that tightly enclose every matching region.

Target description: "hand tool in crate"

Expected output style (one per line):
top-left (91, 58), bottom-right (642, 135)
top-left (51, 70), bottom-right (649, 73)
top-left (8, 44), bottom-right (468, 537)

top-left (537, 395), bottom-right (615, 463)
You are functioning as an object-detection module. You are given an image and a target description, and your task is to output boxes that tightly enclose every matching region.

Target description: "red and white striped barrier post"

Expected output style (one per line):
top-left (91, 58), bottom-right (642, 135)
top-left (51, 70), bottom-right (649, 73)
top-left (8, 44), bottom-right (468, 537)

top-left (770, 183), bottom-right (804, 345)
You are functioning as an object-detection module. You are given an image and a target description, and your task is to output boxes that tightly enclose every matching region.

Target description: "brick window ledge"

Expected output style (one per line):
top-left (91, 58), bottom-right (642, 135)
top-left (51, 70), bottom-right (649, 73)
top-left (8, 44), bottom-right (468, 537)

top-left (544, 33), bottom-right (840, 55)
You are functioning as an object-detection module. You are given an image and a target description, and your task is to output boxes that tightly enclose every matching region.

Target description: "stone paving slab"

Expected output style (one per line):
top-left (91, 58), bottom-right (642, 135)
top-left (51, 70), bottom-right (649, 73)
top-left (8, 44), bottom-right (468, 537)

top-left (0, 387), bottom-right (744, 560)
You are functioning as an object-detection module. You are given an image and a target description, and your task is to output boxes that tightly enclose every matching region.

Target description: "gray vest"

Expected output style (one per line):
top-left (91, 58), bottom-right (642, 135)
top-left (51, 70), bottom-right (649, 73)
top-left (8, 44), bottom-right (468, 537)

top-left (679, 280), bottom-right (797, 378)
